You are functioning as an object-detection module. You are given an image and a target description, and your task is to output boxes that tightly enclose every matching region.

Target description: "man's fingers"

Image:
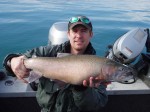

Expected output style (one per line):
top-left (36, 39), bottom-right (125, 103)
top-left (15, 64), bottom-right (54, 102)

top-left (89, 77), bottom-right (94, 87)
top-left (15, 70), bottom-right (29, 83)
top-left (17, 75), bottom-right (28, 83)
top-left (82, 77), bottom-right (104, 87)
top-left (83, 80), bottom-right (88, 86)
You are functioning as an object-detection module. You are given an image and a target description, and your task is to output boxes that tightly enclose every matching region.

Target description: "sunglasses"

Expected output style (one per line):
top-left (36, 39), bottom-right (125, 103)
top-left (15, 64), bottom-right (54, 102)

top-left (69, 16), bottom-right (91, 24)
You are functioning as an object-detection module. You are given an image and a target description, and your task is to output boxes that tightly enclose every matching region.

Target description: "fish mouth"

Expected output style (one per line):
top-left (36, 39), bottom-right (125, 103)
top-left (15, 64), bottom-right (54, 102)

top-left (119, 78), bottom-right (136, 84)
top-left (117, 71), bottom-right (137, 84)
top-left (114, 66), bottom-right (137, 84)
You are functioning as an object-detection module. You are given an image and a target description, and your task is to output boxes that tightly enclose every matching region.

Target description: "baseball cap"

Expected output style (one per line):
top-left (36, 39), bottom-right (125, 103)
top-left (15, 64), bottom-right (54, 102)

top-left (68, 15), bottom-right (92, 31)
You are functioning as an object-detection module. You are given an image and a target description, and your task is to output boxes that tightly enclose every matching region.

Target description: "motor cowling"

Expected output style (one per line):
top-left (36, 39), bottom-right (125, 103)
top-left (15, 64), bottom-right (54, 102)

top-left (106, 28), bottom-right (148, 64)
top-left (48, 22), bottom-right (68, 45)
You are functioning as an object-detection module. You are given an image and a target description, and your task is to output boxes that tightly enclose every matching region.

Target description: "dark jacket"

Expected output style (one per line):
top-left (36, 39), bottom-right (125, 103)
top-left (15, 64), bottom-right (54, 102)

top-left (3, 41), bottom-right (108, 112)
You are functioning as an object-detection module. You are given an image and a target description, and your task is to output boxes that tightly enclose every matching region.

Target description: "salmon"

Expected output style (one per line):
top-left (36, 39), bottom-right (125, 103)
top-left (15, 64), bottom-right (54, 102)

top-left (24, 55), bottom-right (136, 85)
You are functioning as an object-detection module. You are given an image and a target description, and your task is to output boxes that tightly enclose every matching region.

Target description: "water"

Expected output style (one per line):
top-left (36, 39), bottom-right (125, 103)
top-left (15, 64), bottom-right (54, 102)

top-left (0, 0), bottom-right (150, 68)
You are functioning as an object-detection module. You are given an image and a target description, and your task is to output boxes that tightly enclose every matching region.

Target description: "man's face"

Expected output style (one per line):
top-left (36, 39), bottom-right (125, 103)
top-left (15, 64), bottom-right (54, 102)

top-left (67, 25), bottom-right (93, 54)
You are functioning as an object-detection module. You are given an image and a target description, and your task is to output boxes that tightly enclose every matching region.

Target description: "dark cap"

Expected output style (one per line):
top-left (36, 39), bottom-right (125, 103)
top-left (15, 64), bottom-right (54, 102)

top-left (68, 15), bottom-right (92, 31)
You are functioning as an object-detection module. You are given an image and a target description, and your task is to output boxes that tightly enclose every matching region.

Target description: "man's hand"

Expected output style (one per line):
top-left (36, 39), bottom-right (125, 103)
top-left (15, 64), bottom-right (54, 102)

top-left (82, 77), bottom-right (111, 88)
top-left (11, 55), bottom-right (30, 83)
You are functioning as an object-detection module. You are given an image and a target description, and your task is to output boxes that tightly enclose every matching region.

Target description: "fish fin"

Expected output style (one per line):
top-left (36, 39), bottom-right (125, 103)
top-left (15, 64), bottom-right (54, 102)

top-left (28, 71), bottom-right (42, 83)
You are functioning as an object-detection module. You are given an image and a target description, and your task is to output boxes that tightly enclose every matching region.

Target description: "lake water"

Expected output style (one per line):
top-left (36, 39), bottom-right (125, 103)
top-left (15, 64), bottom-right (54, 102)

top-left (0, 0), bottom-right (150, 68)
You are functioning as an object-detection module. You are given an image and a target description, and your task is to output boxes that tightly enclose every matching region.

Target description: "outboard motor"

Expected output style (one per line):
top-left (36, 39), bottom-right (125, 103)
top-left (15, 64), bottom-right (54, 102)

top-left (48, 22), bottom-right (69, 45)
top-left (106, 27), bottom-right (148, 64)
top-left (106, 28), bottom-right (149, 84)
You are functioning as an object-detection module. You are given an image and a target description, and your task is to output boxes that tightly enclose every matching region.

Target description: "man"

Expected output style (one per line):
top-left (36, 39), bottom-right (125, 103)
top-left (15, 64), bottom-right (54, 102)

top-left (3, 15), bottom-right (108, 112)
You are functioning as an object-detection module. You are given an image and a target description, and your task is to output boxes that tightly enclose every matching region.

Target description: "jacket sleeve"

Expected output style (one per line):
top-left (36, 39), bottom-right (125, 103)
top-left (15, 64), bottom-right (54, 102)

top-left (24, 45), bottom-right (58, 58)
top-left (72, 85), bottom-right (108, 111)
top-left (3, 45), bottom-right (58, 75)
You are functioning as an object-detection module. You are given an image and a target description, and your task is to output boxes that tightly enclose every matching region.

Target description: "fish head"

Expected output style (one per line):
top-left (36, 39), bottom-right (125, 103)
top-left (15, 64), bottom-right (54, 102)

top-left (112, 64), bottom-right (137, 83)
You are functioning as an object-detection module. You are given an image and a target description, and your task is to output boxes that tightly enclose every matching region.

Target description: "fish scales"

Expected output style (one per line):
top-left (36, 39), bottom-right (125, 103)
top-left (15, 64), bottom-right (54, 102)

top-left (24, 55), bottom-right (135, 85)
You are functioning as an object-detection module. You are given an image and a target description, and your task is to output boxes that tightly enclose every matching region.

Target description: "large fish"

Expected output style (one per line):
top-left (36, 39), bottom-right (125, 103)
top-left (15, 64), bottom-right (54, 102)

top-left (24, 55), bottom-right (136, 85)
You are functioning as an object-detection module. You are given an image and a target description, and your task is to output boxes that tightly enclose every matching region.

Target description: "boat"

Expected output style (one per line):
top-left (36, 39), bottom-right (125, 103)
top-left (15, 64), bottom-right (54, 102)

top-left (0, 22), bottom-right (150, 112)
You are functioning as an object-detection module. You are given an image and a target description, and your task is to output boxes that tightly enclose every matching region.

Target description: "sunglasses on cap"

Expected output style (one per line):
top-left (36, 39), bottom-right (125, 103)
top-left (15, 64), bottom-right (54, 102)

top-left (69, 16), bottom-right (91, 24)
